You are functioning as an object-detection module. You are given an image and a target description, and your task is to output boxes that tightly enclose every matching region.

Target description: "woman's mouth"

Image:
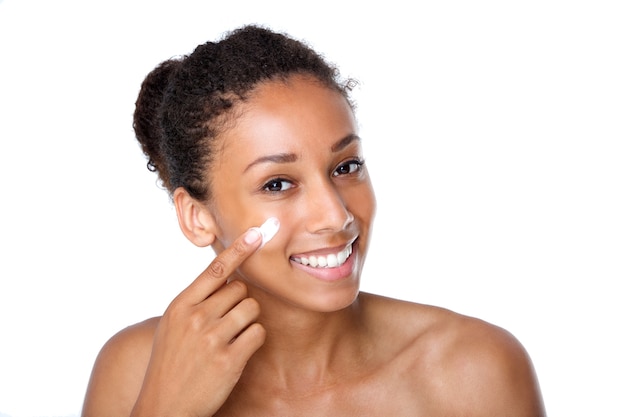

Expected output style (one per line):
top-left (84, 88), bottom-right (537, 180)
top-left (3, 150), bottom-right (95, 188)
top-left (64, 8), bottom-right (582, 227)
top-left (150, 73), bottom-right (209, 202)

top-left (290, 242), bottom-right (353, 268)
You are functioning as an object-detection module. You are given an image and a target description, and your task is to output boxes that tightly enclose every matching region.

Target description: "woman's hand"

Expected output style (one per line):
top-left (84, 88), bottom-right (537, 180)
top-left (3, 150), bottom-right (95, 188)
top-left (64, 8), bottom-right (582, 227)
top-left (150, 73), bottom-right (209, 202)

top-left (131, 227), bottom-right (266, 417)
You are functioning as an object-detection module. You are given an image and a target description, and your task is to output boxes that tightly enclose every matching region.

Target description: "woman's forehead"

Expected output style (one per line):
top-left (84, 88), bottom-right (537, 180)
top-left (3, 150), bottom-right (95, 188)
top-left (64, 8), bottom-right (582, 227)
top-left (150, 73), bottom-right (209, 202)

top-left (216, 76), bottom-right (357, 162)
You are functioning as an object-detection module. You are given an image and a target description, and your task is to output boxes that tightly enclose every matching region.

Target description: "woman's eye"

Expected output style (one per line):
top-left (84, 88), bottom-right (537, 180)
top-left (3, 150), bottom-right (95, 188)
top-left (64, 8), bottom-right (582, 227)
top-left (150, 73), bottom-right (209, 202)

top-left (262, 178), bottom-right (294, 192)
top-left (333, 159), bottom-right (363, 177)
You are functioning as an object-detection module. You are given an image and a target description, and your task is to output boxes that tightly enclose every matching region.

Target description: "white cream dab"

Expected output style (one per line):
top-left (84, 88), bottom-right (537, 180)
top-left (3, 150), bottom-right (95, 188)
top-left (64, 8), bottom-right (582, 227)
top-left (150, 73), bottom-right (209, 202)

top-left (255, 217), bottom-right (280, 248)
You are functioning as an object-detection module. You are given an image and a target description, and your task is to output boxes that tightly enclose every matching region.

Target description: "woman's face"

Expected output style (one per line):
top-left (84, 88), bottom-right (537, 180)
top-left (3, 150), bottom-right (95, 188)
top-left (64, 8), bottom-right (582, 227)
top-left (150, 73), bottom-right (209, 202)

top-left (208, 75), bottom-right (376, 312)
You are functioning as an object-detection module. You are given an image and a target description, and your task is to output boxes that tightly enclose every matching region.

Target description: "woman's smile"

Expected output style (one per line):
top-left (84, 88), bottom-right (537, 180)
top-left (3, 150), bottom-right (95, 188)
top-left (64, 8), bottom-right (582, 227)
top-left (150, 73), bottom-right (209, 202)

top-left (289, 238), bottom-right (357, 282)
top-left (290, 239), bottom-right (355, 269)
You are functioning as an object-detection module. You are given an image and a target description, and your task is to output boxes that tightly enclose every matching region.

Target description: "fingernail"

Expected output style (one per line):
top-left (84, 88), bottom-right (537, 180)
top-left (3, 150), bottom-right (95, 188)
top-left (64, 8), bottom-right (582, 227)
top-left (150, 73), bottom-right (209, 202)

top-left (244, 227), bottom-right (262, 244)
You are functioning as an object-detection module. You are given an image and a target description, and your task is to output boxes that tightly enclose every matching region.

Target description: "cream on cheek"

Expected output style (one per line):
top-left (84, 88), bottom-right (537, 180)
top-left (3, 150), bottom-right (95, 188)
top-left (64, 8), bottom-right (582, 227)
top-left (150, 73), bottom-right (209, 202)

top-left (211, 204), bottom-right (282, 252)
top-left (252, 217), bottom-right (280, 248)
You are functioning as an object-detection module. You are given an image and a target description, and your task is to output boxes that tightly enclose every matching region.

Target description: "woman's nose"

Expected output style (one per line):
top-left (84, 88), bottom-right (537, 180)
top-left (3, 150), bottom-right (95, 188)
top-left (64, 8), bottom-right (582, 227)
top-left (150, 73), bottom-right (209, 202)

top-left (304, 180), bottom-right (354, 234)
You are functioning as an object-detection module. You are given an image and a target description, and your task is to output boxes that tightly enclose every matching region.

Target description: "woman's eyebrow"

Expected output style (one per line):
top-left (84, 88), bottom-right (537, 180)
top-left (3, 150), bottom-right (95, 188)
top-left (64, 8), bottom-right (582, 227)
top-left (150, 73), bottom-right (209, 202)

top-left (244, 153), bottom-right (298, 173)
top-left (331, 133), bottom-right (361, 152)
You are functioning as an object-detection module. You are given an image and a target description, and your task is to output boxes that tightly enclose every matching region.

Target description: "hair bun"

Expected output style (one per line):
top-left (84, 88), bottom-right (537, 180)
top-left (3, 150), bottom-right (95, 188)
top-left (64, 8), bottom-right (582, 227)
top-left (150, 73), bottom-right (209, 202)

top-left (133, 59), bottom-right (181, 191)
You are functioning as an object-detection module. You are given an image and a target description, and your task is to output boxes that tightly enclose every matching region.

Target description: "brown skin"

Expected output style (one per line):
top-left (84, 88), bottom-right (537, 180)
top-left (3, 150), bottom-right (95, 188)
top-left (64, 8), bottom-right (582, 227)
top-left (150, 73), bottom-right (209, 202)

top-left (82, 75), bottom-right (545, 417)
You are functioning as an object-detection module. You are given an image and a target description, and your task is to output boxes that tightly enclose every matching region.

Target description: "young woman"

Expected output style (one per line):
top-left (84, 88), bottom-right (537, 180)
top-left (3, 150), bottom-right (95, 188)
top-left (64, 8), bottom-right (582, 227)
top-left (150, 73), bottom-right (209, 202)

top-left (82, 25), bottom-right (545, 417)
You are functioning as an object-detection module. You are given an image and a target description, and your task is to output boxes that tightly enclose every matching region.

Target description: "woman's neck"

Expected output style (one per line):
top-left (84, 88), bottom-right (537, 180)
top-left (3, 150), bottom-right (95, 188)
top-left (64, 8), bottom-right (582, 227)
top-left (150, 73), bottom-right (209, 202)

top-left (244, 290), bottom-right (371, 391)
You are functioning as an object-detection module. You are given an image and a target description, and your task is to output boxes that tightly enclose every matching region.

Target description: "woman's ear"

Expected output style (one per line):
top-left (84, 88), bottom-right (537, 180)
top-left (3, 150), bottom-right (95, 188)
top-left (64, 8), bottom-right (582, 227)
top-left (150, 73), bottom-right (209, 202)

top-left (173, 187), bottom-right (217, 247)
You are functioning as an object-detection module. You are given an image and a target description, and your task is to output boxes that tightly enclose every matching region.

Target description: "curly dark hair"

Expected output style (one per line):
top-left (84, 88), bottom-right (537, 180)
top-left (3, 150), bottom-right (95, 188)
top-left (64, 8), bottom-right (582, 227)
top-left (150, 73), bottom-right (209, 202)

top-left (133, 24), bottom-right (356, 202)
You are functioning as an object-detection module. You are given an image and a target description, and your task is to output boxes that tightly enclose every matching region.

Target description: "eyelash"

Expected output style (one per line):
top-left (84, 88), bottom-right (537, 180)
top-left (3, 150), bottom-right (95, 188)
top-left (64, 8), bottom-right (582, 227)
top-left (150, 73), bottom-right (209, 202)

top-left (262, 178), bottom-right (293, 193)
top-left (261, 158), bottom-right (365, 193)
top-left (332, 158), bottom-right (365, 177)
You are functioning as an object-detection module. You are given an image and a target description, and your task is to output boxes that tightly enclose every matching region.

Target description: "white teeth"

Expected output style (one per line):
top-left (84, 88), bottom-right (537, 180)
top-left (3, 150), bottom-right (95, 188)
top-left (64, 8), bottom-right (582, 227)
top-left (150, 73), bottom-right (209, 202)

top-left (337, 249), bottom-right (347, 265)
top-left (292, 243), bottom-right (353, 269)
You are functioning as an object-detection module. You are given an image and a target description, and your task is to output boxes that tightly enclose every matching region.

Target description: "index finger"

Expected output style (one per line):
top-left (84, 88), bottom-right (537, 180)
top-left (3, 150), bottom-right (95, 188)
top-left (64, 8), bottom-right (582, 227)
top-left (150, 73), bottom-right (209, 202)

top-left (176, 227), bottom-right (262, 305)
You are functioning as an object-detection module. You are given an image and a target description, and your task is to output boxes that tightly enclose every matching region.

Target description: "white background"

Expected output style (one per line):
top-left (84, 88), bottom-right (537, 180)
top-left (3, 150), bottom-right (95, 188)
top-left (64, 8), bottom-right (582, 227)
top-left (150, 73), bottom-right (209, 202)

top-left (1, 1), bottom-right (624, 416)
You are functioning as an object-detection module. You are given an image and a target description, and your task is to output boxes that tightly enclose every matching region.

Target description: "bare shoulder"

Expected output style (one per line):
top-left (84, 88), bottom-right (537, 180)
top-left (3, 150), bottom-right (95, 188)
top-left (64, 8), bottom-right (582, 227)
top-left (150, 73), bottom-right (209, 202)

top-left (422, 313), bottom-right (546, 416)
top-left (82, 317), bottom-right (160, 417)
top-left (359, 293), bottom-right (546, 416)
